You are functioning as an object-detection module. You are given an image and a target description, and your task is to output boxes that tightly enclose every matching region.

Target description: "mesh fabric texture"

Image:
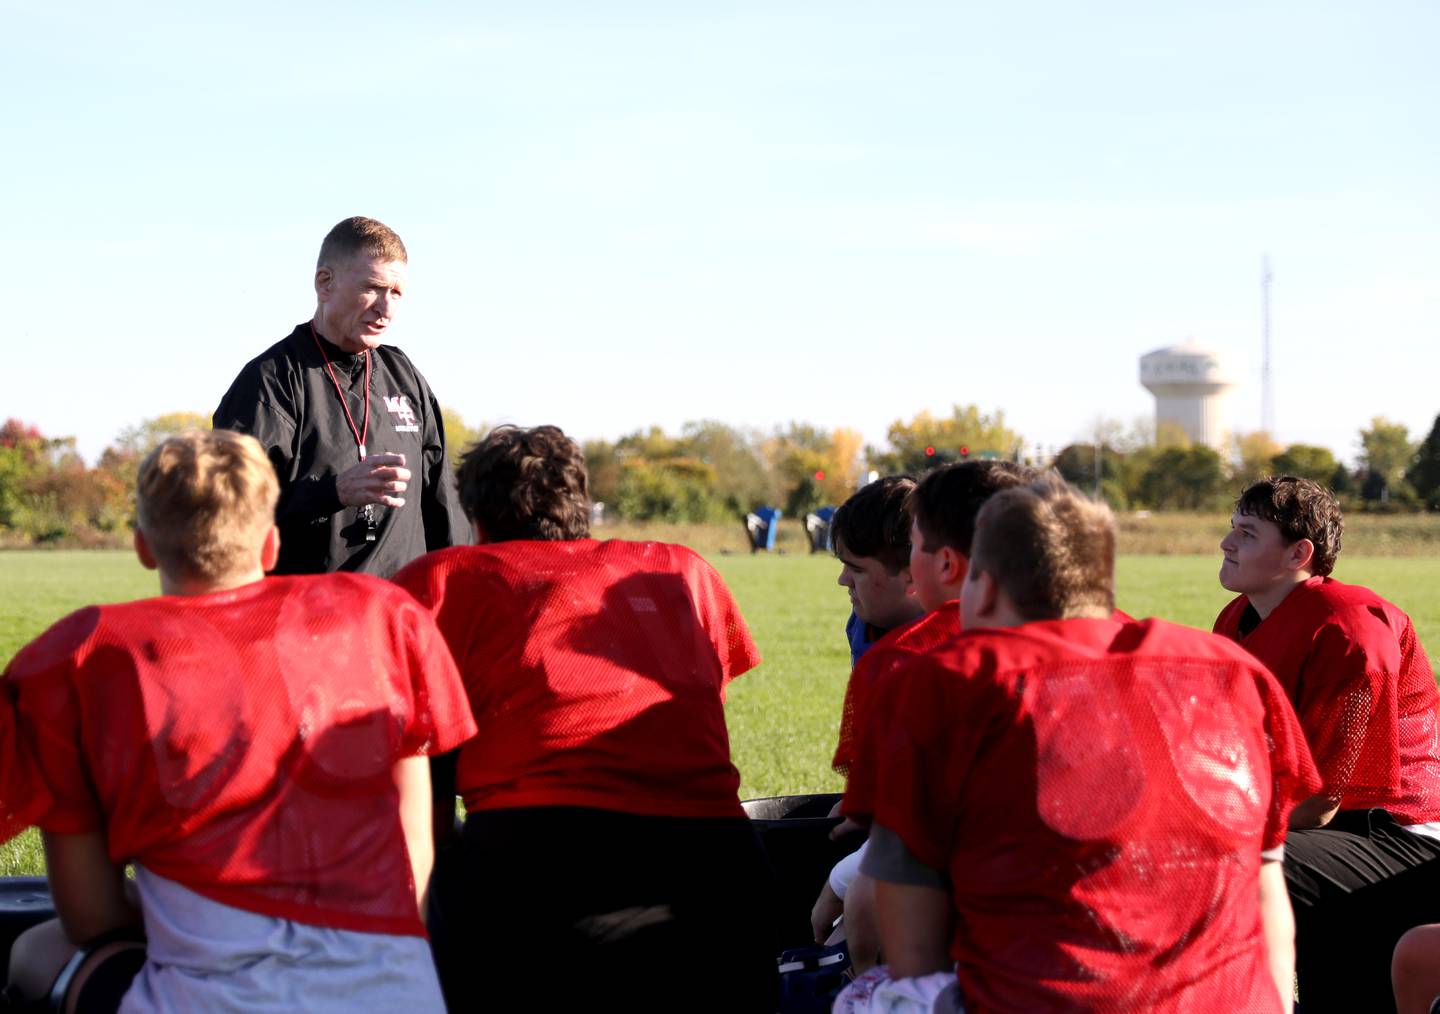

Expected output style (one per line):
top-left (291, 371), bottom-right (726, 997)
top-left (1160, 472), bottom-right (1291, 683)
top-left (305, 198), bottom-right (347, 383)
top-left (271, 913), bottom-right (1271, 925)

top-left (393, 539), bottom-right (760, 818)
top-left (8, 573), bottom-right (476, 935)
top-left (846, 617), bottom-right (1320, 1013)
top-left (1215, 576), bottom-right (1440, 822)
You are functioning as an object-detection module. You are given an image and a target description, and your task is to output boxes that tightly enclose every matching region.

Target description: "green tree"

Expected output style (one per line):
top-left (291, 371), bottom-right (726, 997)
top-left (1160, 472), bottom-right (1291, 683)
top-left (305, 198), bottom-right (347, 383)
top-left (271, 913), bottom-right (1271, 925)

top-left (115, 412), bottom-right (212, 454)
top-left (1271, 444), bottom-right (1341, 487)
top-left (1359, 417), bottom-right (1416, 501)
top-left (440, 406), bottom-right (484, 466)
top-left (1405, 414), bottom-right (1440, 510)
top-left (1136, 446), bottom-right (1227, 510)
top-left (869, 405), bottom-right (1024, 475)
top-left (682, 420), bottom-right (775, 511)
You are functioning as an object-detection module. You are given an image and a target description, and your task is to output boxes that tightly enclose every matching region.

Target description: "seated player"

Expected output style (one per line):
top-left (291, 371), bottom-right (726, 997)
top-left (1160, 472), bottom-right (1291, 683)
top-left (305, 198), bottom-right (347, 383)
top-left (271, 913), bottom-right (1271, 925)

top-left (1213, 475), bottom-right (1440, 1012)
top-left (392, 425), bottom-right (777, 1013)
top-left (815, 462), bottom-right (1037, 967)
top-left (833, 476), bottom-right (926, 666)
top-left (836, 477), bottom-right (1320, 1013)
top-left (4, 431), bottom-right (476, 1011)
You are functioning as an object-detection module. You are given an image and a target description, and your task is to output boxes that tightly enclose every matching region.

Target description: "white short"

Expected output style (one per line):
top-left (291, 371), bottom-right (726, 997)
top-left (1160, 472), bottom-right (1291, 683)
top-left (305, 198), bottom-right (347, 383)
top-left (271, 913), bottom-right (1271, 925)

top-left (832, 965), bottom-right (963, 1014)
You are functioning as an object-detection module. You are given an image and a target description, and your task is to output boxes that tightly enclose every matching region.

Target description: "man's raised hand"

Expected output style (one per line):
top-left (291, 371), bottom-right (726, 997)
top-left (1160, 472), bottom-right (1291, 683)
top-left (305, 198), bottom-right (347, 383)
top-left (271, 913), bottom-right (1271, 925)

top-left (337, 453), bottom-right (410, 508)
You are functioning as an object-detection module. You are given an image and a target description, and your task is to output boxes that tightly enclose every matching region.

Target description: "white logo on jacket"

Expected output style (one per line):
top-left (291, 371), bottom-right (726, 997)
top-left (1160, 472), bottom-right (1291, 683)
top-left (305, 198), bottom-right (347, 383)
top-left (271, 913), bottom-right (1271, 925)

top-left (383, 395), bottom-right (420, 432)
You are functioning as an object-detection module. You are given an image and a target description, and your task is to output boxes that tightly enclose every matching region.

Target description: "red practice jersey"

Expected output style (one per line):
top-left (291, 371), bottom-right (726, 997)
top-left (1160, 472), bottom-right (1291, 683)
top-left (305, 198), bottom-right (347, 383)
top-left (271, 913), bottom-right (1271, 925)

top-left (394, 539), bottom-right (760, 818)
top-left (847, 617), bottom-right (1320, 1013)
top-left (6, 575), bottom-right (477, 936)
top-left (0, 688), bottom-right (51, 846)
top-left (833, 605), bottom-right (958, 777)
top-left (834, 606), bottom-right (1132, 777)
top-left (1215, 576), bottom-right (1440, 823)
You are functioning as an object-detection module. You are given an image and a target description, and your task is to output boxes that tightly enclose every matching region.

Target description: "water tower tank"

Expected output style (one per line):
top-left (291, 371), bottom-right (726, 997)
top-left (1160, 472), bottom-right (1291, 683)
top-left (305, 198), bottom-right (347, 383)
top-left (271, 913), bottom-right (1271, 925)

top-left (1139, 342), bottom-right (1234, 449)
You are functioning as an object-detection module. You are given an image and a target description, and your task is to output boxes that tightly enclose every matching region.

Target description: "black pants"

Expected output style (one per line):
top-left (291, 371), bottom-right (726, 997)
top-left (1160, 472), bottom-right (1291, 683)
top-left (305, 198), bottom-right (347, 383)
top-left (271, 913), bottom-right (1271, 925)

top-left (429, 806), bottom-right (779, 1013)
top-left (1285, 809), bottom-right (1440, 1013)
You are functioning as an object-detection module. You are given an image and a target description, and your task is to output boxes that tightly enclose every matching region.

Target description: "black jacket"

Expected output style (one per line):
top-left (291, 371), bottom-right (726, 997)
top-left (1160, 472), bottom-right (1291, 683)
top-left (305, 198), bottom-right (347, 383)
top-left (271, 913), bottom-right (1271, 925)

top-left (214, 323), bottom-right (470, 577)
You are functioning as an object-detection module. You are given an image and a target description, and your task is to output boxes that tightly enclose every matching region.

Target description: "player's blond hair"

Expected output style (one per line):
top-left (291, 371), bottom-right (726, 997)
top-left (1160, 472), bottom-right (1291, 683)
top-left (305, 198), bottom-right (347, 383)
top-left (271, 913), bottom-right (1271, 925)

top-left (970, 476), bottom-right (1116, 620)
top-left (136, 430), bottom-right (278, 581)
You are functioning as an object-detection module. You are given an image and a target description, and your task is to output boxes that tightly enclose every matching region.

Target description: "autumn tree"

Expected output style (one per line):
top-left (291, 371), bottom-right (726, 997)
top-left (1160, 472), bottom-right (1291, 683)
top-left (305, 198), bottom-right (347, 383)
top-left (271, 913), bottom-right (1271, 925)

top-left (868, 405), bottom-right (1024, 475)
top-left (1233, 430), bottom-right (1283, 484)
top-left (114, 411), bottom-right (212, 455)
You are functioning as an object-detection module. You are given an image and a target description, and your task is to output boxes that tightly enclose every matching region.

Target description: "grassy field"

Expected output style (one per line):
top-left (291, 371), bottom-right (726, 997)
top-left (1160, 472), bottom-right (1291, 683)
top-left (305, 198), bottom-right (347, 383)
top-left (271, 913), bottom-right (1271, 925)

top-left (3, 540), bottom-right (1440, 876)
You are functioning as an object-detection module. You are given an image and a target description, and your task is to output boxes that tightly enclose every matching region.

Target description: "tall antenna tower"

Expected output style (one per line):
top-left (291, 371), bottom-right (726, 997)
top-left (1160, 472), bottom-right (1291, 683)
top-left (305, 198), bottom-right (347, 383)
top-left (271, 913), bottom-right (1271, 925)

top-left (1261, 255), bottom-right (1274, 435)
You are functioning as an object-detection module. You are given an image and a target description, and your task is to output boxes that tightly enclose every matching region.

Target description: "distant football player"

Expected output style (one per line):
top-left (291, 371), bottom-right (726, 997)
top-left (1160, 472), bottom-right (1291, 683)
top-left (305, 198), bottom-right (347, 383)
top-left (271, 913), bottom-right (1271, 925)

top-left (836, 477), bottom-right (1319, 1013)
top-left (1214, 475), bottom-right (1440, 1012)
top-left (393, 424), bottom-right (776, 1013)
top-left (5, 431), bottom-right (476, 1010)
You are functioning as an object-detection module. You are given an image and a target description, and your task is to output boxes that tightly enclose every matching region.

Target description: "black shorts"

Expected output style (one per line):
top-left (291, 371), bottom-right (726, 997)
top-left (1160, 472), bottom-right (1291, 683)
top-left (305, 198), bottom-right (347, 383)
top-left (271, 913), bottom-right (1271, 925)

top-left (429, 806), bottom-right (779, 1013)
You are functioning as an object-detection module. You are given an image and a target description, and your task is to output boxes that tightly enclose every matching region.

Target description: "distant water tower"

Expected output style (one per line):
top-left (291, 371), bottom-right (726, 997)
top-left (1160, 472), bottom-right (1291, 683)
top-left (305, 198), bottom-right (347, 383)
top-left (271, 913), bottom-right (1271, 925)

top-left (1139, 342), bottom-right (1234, 450)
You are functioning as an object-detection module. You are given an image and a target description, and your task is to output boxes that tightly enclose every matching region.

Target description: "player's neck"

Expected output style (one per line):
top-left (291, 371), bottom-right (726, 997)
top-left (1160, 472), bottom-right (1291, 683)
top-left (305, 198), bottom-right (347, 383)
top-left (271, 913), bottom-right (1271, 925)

top-left (158, 565), bottom-right (267, 598)
top-left (1249, 571), bottom-right (1312, 620)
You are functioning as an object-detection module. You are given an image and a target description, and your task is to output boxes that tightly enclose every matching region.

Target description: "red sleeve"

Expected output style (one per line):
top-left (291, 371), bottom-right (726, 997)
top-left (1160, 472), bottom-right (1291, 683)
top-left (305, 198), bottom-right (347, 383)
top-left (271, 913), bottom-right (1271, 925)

top-left (1251, 667), bottom-right (1323, 851)
top-left (1293, 619), bottom-right (1391, 805)
top-left (848, 651), bottom-right (997, 872)
top-left (0, 682), bottom-right (53, 845)
top-left (687, 551), bottom-right (760, 684)
top-left (394, 594), bottom-right (478, 757)
top-left (833, 643), bottom-right (897, 776)
top-left (6, 613), bottom-right (103, 836)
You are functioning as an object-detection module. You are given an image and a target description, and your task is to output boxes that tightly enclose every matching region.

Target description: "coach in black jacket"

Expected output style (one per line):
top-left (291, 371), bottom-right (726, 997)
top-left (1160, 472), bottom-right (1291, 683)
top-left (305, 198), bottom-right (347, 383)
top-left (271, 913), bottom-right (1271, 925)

top-left (214, 216), bottom-right (469, 577)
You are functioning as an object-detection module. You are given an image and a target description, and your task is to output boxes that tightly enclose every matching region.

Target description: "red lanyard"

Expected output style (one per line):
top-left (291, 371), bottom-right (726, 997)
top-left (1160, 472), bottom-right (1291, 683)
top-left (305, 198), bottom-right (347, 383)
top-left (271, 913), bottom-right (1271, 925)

top-left (310, 322), bottom-right (370, 461)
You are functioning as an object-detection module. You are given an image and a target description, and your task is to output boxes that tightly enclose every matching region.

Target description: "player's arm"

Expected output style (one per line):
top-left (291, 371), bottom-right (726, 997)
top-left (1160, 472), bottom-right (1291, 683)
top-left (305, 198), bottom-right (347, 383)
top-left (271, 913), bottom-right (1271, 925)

top-left (1258, 859), bottom-right (1295, 1013)
top-left (395, 754), bottom-right (435, 915)
top-left (865, 824), bottom-right (953, 978)
top-left (874, 878), bottom-right (952, 978)
top-left (42, 831), bottom-right (141, 944)
top-left (1287, 794), bottom-right (1340, 829)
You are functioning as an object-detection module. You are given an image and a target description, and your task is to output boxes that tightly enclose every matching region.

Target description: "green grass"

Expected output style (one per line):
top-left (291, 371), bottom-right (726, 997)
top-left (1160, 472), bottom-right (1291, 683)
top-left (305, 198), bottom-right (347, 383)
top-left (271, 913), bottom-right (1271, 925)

top-left (4, 547), bottom-right (1440, 876)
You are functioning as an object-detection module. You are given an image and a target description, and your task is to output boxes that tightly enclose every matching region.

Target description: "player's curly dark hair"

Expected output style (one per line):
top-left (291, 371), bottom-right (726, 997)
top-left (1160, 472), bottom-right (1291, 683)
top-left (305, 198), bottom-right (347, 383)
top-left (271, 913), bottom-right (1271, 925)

top-left (1235, 475), bottom-right (1343, 577)
top-left (457, 425), bottom-right (591, 542)
top-left (831, 475), bottom-right (916, 574)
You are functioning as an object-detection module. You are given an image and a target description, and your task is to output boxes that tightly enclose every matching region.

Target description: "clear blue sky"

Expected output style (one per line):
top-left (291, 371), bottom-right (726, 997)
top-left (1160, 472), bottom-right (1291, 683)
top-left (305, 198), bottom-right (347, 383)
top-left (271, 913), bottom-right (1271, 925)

top-left (5, 1), bottom-right (1436, 464)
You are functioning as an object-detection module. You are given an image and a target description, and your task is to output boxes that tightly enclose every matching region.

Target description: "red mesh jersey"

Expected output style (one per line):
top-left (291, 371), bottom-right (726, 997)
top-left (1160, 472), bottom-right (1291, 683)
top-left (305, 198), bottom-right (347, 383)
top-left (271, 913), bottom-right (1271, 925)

top-left (846, 617), bottom-right (1320, 1013)
top-left (834, 606), bottom-right (1132, 777)
top-left (1215, 576), bottom-right (1440, 823)
top-left (7, 574), bottom-right (477, 936)
top-left (393, 540), bottom-right (760, 818)
top-left (833, 605), bottom-right (959, 777)
top-left (0, 687), bottom-right (52, 846)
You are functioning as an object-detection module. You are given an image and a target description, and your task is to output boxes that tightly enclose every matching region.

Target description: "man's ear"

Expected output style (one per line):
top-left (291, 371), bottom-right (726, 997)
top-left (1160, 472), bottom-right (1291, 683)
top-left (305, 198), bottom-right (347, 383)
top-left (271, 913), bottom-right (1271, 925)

top-left (1287, 537), bottom-right (1316, 574)
top-left (260, 525), bottom-right (280, 573)
top-left (314, 265), bottom-right (334, 302)
top-left (133, 528), bottom-right (158, 571)
top-left (971, 568), bottom-right (1001, 620)
top-left (939, 547), bottom-right (968, 586)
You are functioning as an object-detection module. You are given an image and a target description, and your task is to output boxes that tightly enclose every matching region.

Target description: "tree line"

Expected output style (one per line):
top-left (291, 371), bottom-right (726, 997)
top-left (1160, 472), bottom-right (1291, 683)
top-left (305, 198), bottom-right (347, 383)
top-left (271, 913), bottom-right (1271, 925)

top-left (4, 407), bottom-right (1440, 547)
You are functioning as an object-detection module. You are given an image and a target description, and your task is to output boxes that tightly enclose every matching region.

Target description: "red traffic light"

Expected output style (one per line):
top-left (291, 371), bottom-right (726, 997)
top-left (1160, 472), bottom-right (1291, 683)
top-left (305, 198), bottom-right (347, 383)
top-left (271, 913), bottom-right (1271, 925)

top-left (924, 446), bottom-right (935, 457)
top-left (814, 470), bottom-right (826, 481)
top-left (959, 446), bottom-right (969, 457)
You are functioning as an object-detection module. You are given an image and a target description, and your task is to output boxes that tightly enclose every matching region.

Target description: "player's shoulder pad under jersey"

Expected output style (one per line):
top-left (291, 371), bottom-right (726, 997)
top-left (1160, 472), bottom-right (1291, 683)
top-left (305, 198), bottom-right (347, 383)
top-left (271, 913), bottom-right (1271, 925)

top-left (3, 606), bottom-right (104, 680)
